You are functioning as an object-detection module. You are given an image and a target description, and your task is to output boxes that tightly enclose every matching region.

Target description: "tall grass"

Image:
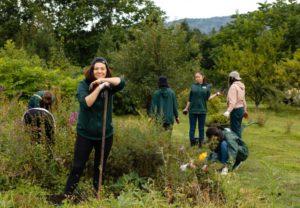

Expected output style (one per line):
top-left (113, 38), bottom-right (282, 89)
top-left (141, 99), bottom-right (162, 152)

top-left (3, 95), bottom-right (298, 207)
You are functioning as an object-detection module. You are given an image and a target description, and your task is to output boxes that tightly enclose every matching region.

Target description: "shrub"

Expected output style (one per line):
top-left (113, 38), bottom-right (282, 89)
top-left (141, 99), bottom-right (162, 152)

top-left (256, 112), bottom-right (268, 127)
top-left (106, 117), bottom-right (169, 179)
top-left (206, 114), bottom-right (230, 127)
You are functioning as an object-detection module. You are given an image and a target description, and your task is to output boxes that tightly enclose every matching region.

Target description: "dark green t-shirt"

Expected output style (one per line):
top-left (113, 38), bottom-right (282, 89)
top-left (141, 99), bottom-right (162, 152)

top-left (150, 87), bottom-right (178, 125)
top-left (188, 83), bottom-right (211, 114)
top-left (76, 79), bottom-right (125, 140)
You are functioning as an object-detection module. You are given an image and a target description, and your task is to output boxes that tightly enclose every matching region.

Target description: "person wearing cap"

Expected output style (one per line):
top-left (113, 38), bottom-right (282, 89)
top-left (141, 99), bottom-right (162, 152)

top-left (28, 90), bottom-right (54, 111)
top-left (183, 71), bottom-right (220, 147)
top-left (150, 76), bottom-right (179, 131)
top-left (223, 71), bottom-right (247, 138)
top-left (63, 57), bottom-right (125, 197)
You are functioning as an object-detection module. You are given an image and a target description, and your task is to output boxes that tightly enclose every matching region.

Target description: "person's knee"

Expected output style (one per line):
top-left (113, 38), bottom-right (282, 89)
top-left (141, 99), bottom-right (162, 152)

top-left (71, 164), bottom-right (85, 176)
top-left (220, 140), bottom-right (228, 150)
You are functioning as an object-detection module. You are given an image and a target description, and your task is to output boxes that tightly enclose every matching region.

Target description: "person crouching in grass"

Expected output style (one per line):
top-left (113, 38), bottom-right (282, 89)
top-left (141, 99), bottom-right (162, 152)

top-left (202, 126), bottom-right (248, 175)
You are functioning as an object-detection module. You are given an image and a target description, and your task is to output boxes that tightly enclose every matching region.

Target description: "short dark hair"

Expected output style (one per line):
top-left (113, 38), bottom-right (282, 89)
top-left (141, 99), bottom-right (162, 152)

top-left (84, 57), bottom-right (112, 82)
top-left (43, 91), bottom-right (53, 104)
top-left (206, 127), bottom-right (224, 140)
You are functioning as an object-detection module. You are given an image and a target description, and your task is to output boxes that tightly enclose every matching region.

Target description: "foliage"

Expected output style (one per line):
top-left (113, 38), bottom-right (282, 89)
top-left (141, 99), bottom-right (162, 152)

top-left (0, 40), bottom-right (81, 98)
top-left (275, 49), bottom-right (300, 90)
top-left (106, 116), bottom-right (171, 179)
top-left (0, 0), bottom-right (164, 66)
top-left (110, 21), bottom-right (201, 110)
top-left (206, 114), bottom-right (230, 127)
top-left (213, 27), bottom-right (286, 110)
top-left (1, 95), bottom-right (300, 207)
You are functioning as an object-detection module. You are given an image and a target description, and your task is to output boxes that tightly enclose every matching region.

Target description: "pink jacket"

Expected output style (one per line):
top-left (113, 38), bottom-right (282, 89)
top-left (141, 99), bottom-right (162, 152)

top-left (227, 81), bottom-right (247, 112)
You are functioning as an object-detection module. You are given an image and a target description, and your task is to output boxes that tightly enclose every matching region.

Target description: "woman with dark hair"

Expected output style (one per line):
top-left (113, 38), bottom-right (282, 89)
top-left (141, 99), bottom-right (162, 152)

top-left (183, 71), bottom-right (220, 147)
top-left (64, 57), bottom-right (125, 197)
top-left (203, 126), bottom-right (248, 175)
top-left (28, 90), bottom-right (54, 111)
top-left (223, 71), bottom-right (247, 138)
top-left (25, 91), bottom-right (55, 144)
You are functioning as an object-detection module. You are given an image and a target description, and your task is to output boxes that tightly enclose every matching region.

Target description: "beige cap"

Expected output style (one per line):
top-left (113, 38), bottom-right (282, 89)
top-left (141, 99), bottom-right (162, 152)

top-left (229, 71), bottom-right (242, 80)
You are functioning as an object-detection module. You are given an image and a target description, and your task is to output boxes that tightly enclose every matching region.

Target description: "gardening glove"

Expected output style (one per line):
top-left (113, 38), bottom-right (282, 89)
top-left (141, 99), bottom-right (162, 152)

top-left (99, 82), bottom-right (110, 90)
top-left (175, 117), bottom-right (180, 124)
top-left (180, 163), bottom-right (189, 171)
top-left (182, 108), bottom-right (188, 115)
top-left (244, 111), bottom-right (249, 119)
top-left (223, 111), bottom-right (230, 117)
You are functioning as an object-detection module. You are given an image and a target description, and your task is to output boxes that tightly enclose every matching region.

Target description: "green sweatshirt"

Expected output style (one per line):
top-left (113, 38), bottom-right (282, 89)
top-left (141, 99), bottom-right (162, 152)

top-left (207, 129), bottom-right (249, 168)
top-left (76, 79), bottom-right (125, 140)
top-left (28, 91), bottom-right (54, 109)
top-left (188, 83), bottom-right (211, 114)
top-left (150, 87), bottom-right (178, 125)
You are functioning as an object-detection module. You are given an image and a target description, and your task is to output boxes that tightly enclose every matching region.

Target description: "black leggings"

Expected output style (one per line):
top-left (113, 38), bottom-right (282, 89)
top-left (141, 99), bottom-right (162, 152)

top-left (64, 134), bottom-right (113, 195)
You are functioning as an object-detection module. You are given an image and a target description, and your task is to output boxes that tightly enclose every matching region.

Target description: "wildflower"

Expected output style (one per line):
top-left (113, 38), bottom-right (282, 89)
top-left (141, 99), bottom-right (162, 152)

top-left (0, 86), bottom-right (5, 93)
top-left (180, 163), bottom-right (189, 171)
top-left (189, 160), bottom-right (196, 169)
top-left (179, 145), bottom-right (185, 152)
top-left (68, 112), bottom-right (79, 126)
top-left (198, 152), bottom-right (207, 161)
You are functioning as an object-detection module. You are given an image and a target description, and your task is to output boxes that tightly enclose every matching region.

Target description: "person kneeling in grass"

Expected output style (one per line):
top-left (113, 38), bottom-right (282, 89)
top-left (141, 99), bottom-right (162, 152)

top-left (202, 126), bottom-right (248, 175)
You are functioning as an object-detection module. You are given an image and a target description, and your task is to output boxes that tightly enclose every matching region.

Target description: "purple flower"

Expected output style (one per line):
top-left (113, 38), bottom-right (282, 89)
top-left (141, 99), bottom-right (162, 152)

top-left (0, 86), bottom-right (5, 93)
top-left (68, 112), bottom-right (79, 125)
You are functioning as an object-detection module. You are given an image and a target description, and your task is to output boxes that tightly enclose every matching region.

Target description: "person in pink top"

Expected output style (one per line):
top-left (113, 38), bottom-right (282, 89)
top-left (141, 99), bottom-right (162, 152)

top-left (223, 71), bottom-right (247, 138)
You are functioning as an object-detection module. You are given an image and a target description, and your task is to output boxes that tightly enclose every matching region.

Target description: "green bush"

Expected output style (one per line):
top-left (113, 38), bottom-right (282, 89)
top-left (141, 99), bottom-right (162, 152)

top-left (106, 117), bottom-right (169, 179)
top-left (206, 113), bottom-right (230, 127)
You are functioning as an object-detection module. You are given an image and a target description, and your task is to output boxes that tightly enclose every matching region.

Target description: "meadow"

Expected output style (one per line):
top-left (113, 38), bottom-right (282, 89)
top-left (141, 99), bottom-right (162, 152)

top-left (0, 96), bottom-right (299, 208)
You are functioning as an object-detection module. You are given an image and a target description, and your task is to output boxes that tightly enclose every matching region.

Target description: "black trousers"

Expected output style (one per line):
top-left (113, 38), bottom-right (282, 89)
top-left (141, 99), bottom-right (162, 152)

top-left (64, 134), bottom-right (113, 195)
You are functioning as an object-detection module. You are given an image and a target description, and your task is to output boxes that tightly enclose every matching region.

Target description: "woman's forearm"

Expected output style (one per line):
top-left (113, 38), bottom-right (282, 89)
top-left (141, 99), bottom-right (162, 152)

top-left (100, 77), bottom-right (121, 86)
top-left (85, 84), bottom-right (106, 107)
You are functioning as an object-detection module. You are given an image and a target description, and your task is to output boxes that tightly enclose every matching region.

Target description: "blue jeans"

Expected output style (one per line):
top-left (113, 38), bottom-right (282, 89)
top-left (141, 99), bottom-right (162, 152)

top-left (218, 140), bottom-right (229, 164)
top-left (189, 113), bottom-right (206, 146)
top-left (230, 107), bottom-right (244, 138)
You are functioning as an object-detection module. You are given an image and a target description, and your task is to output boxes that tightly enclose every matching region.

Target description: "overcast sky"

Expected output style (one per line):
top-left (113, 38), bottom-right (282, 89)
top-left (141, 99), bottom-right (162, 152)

top-left (152, 0), bottom-right (278, 20)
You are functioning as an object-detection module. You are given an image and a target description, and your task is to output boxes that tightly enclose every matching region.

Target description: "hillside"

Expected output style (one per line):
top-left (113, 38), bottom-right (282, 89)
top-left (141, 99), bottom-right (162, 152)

top-left (167, 16), bottom-right (232, 34)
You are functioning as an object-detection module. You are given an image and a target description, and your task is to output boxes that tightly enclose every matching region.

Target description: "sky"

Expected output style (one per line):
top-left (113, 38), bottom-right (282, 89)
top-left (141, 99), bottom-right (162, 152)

top-left (152, 0), bottom-right (278, 20)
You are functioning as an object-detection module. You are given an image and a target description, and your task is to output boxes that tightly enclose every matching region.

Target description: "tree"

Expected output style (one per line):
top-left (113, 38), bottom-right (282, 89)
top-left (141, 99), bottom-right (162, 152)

top-left (0, 0), bottom-right (164, 66)
top-left (274, 49), bottom-right (300, 89)
top-left (214, 28), bottom-right (285, 111)
top-left (110, 21), bottom-right (200, 111)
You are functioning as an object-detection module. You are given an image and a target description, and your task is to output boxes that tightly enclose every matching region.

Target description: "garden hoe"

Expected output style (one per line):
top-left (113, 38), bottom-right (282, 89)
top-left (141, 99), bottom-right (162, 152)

top-left (97, 90), bottom-right (108, 200)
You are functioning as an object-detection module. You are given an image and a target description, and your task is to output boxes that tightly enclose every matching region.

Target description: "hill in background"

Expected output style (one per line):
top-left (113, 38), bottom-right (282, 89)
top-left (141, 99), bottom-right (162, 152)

top-left (167, 16), bottom-right (232, 34)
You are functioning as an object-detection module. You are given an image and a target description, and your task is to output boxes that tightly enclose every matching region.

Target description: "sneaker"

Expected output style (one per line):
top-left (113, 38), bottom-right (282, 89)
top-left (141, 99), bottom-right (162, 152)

top-left (233, 161), bottom-right (243, 170)
top-left (46, 194), bottom-right (66, 205)
top-left (220, 166), bottom-right (228, 175)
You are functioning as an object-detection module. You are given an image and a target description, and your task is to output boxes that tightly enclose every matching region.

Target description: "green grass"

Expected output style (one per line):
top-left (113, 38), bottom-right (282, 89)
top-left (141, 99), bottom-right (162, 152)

top-left (172, 108), bottom-right (300, 208)
top-left (1, 97), bottom-right (299, 207)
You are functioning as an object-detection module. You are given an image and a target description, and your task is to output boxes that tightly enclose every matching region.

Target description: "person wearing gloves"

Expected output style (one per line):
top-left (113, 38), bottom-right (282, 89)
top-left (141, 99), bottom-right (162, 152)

top-left (63, 57), bottom-right (125, 198)
top-left (224, 71), bottom-right (247, 138)
top-left (150, 76), bottom-right (179, 131)
top-left (183, 71), bottom-right (220, 147)
top-left (202, 126), bottom-right (248, 175)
